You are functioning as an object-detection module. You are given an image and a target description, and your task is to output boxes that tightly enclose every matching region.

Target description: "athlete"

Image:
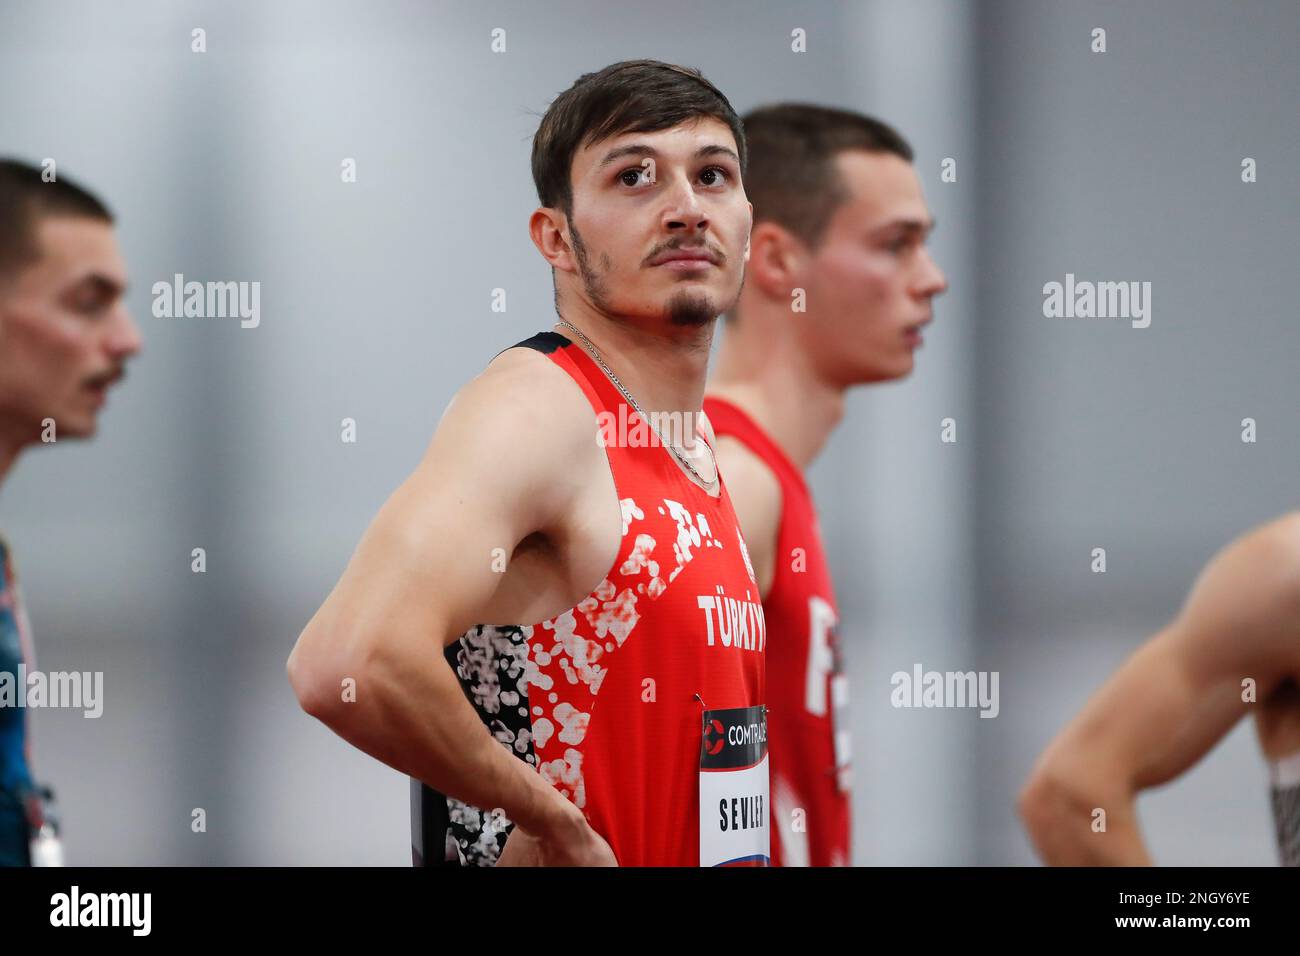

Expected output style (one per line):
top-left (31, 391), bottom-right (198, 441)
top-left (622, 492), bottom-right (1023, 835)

top-left (0, 158), bottom-right (140, 865)
top-left (1019, 512), bottom-right (1300, 865)
top-left (703, 105), bottom-right (946, 865)
top-left (288, 60), bottom-right (770, 866)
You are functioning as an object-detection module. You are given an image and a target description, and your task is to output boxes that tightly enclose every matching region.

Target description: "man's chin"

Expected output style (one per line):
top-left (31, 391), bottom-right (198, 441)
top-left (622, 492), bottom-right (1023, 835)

top-left (665, 290), bottom-right (719, 328)
top-left (41, 414), bottom-right (97, 442)
top-left (851, 356), bottom-right (914, 386)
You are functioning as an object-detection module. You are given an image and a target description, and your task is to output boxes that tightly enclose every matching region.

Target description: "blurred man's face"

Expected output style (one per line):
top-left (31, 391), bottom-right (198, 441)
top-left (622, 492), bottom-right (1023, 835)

top-left (559, 116), bottom-right (752, 329)
top-left (0, 216), bottom-right (140, 441)
top-left (801, 149), bottom-right (947, 384)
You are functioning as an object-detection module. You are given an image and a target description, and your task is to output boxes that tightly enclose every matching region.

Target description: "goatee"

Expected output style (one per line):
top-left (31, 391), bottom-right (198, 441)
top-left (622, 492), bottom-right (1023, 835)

top-left (666, 289), bottom-right (716, 327)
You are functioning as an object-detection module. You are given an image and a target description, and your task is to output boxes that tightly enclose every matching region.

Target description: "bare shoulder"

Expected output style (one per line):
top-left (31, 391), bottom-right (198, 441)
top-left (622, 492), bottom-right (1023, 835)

top-left (1174, 511), bottom-right (1300, 679)
top-left (430, 342), bottom-right (601, 462)
top-left (1196, 511), bottom-right (1300, 615)
top-left (405, 340), bottom-right (607, 535)
top-left (713, 434), bottom-right (782, 511)
top-left (449, 343), bottom-right (586, 421)
top-left (1233, 511), bottom-right (1300, 583)
top-left (697, 405), bottom-right (781, 521)
top-left (713, 432), bottom-right (782, 590)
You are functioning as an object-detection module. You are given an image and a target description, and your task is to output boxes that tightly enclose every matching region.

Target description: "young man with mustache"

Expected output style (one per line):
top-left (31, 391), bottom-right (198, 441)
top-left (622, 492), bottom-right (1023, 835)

top-left (290, 60), bottom-right (770, 866)
top-left (0, 159), bottom-right (140, 866)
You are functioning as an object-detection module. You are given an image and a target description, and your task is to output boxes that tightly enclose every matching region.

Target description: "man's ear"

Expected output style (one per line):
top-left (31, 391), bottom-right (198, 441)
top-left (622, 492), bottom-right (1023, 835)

top-left (529, 207), bottom-right (575, 273)
top-left (742, 201), bottom-right (754, 262)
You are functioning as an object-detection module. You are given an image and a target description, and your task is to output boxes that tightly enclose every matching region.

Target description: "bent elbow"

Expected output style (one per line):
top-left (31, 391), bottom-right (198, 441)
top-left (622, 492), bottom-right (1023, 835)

top-left (287, 628), bottom-right (352, 725)
top-left (1017, 767), bottom-right (1058, 836)
top-left (1018, 757), bottom-right (1107, 859)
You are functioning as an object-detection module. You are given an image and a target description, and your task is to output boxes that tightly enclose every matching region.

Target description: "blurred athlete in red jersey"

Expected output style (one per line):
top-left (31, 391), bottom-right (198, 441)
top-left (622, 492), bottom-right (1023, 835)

top-left (705, 104), bottom-right (947, 866)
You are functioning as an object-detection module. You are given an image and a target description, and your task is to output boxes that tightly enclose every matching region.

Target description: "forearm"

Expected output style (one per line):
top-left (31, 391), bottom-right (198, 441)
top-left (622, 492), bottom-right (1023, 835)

top-left (290, 628), bottom-right (568, 836)
top-left (1021, 773), bottom-right (1152, 865)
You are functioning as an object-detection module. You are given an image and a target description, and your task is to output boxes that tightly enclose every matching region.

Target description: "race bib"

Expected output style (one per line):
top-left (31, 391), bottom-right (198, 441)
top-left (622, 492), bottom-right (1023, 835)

top-left (699, 704), bottom-right (770, 867)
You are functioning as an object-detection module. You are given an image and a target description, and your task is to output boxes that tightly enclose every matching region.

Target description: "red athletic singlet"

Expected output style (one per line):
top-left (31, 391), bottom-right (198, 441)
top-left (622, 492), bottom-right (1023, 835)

top-left (702, 396), bottom-right (852, 867)
top-left (414, 332), bottom-right (768, 867)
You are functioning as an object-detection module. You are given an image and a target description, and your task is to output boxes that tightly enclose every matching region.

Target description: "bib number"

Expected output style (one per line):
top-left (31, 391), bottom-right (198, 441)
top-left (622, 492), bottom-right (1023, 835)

top-left (699, 704), bottom-right (770, 867)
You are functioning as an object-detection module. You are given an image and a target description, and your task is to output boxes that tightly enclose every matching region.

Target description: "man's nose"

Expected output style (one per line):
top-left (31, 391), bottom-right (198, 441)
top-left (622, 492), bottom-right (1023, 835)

top-left (915, 246), bottom-right (947, 298)
top-left (105, 304), bottom-right (143, 359)
top-left (662, 174), bottom-right (709, 235)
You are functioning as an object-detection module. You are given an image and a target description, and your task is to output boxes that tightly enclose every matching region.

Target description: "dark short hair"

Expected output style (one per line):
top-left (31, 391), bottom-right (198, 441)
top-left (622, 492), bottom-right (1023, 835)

top-left (740, 103), bottom-right (912, 249)
top-left (531, 59), bottom-right (747, 218)
top-left (0, 158), bottom-right (113, 281)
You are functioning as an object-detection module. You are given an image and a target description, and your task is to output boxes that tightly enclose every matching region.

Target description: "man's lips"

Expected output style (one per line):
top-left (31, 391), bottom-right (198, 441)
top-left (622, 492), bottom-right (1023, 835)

top-left (649, 248), bottom-right (720, 268)
top-left (83, 369), bottom-right (124, 391)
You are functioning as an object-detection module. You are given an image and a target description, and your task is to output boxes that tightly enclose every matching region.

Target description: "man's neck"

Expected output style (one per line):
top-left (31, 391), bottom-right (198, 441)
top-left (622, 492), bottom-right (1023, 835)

top-left (554, 300), bottom-right (715, 429)
top-left (706, 310), bottom-right (845, 472)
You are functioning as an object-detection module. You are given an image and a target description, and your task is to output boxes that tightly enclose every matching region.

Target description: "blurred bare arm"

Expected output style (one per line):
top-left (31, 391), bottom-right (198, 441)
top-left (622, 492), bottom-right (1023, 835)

top-left (1019, 515), bottom-right (1300, 864)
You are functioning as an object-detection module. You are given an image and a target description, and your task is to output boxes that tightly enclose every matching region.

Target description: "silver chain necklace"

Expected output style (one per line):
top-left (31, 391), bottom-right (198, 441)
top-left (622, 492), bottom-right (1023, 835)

top-left (555, 318), bottom-right (719, 489)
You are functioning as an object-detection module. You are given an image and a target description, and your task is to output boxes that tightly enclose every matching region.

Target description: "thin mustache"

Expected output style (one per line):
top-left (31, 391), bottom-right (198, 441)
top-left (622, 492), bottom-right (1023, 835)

top-left (85, 368), bottom-right (126, 388)
top-left (645, 243), bottom-right (726, 266)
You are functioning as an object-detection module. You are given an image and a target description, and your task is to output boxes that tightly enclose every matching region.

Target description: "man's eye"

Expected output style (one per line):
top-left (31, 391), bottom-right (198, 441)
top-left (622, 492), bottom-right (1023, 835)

top-left (72, 293), bottom-right (110, 315)
top-left (618, 166), bottom-right (731, 188)
top-left (699, 166), bottom-right (729, 186)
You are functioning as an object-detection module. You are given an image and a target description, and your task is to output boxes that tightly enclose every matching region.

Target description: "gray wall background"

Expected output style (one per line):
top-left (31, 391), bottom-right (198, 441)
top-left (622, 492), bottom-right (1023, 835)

top-left (0, 0), bottom-right (1294, 864)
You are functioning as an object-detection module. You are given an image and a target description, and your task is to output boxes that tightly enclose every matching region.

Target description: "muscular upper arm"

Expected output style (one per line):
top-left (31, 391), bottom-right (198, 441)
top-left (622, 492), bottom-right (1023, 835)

top-left (294, 348), bottom-right (590, 678)
top-left (711, 432), bottom-right (782, 600)
top-left (1036, 513), bottom-right (1300, 796)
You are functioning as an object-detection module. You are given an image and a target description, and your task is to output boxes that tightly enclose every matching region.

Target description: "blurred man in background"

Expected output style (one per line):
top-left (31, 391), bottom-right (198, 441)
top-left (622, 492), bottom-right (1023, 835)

top-left (0, 158), bottom-right (141, 865)
top-left (704, 104), bottom-right (947, 865)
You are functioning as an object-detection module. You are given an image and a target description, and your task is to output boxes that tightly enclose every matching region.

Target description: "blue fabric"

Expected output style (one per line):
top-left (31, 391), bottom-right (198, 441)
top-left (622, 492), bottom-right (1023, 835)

top-left (0, 538), bottom-right (32, 796)
top-left (0, 785), bottom-right (29, 867)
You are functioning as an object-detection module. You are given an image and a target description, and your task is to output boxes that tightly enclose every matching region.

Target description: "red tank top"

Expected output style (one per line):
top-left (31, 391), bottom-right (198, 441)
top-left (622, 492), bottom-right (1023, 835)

top-left (422, 333), bottom-right (769, 867)
top-left (702, 396), bottom-right (852, 867)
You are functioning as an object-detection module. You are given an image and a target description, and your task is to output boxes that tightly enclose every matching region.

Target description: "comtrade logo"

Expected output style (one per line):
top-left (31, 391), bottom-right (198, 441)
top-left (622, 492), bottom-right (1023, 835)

top-left (727, 720), bottom-right (767, 747)
top-left (699, 705), bottom-right (767, 772)
top-left (703, 718), bottom-right (726, 755)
